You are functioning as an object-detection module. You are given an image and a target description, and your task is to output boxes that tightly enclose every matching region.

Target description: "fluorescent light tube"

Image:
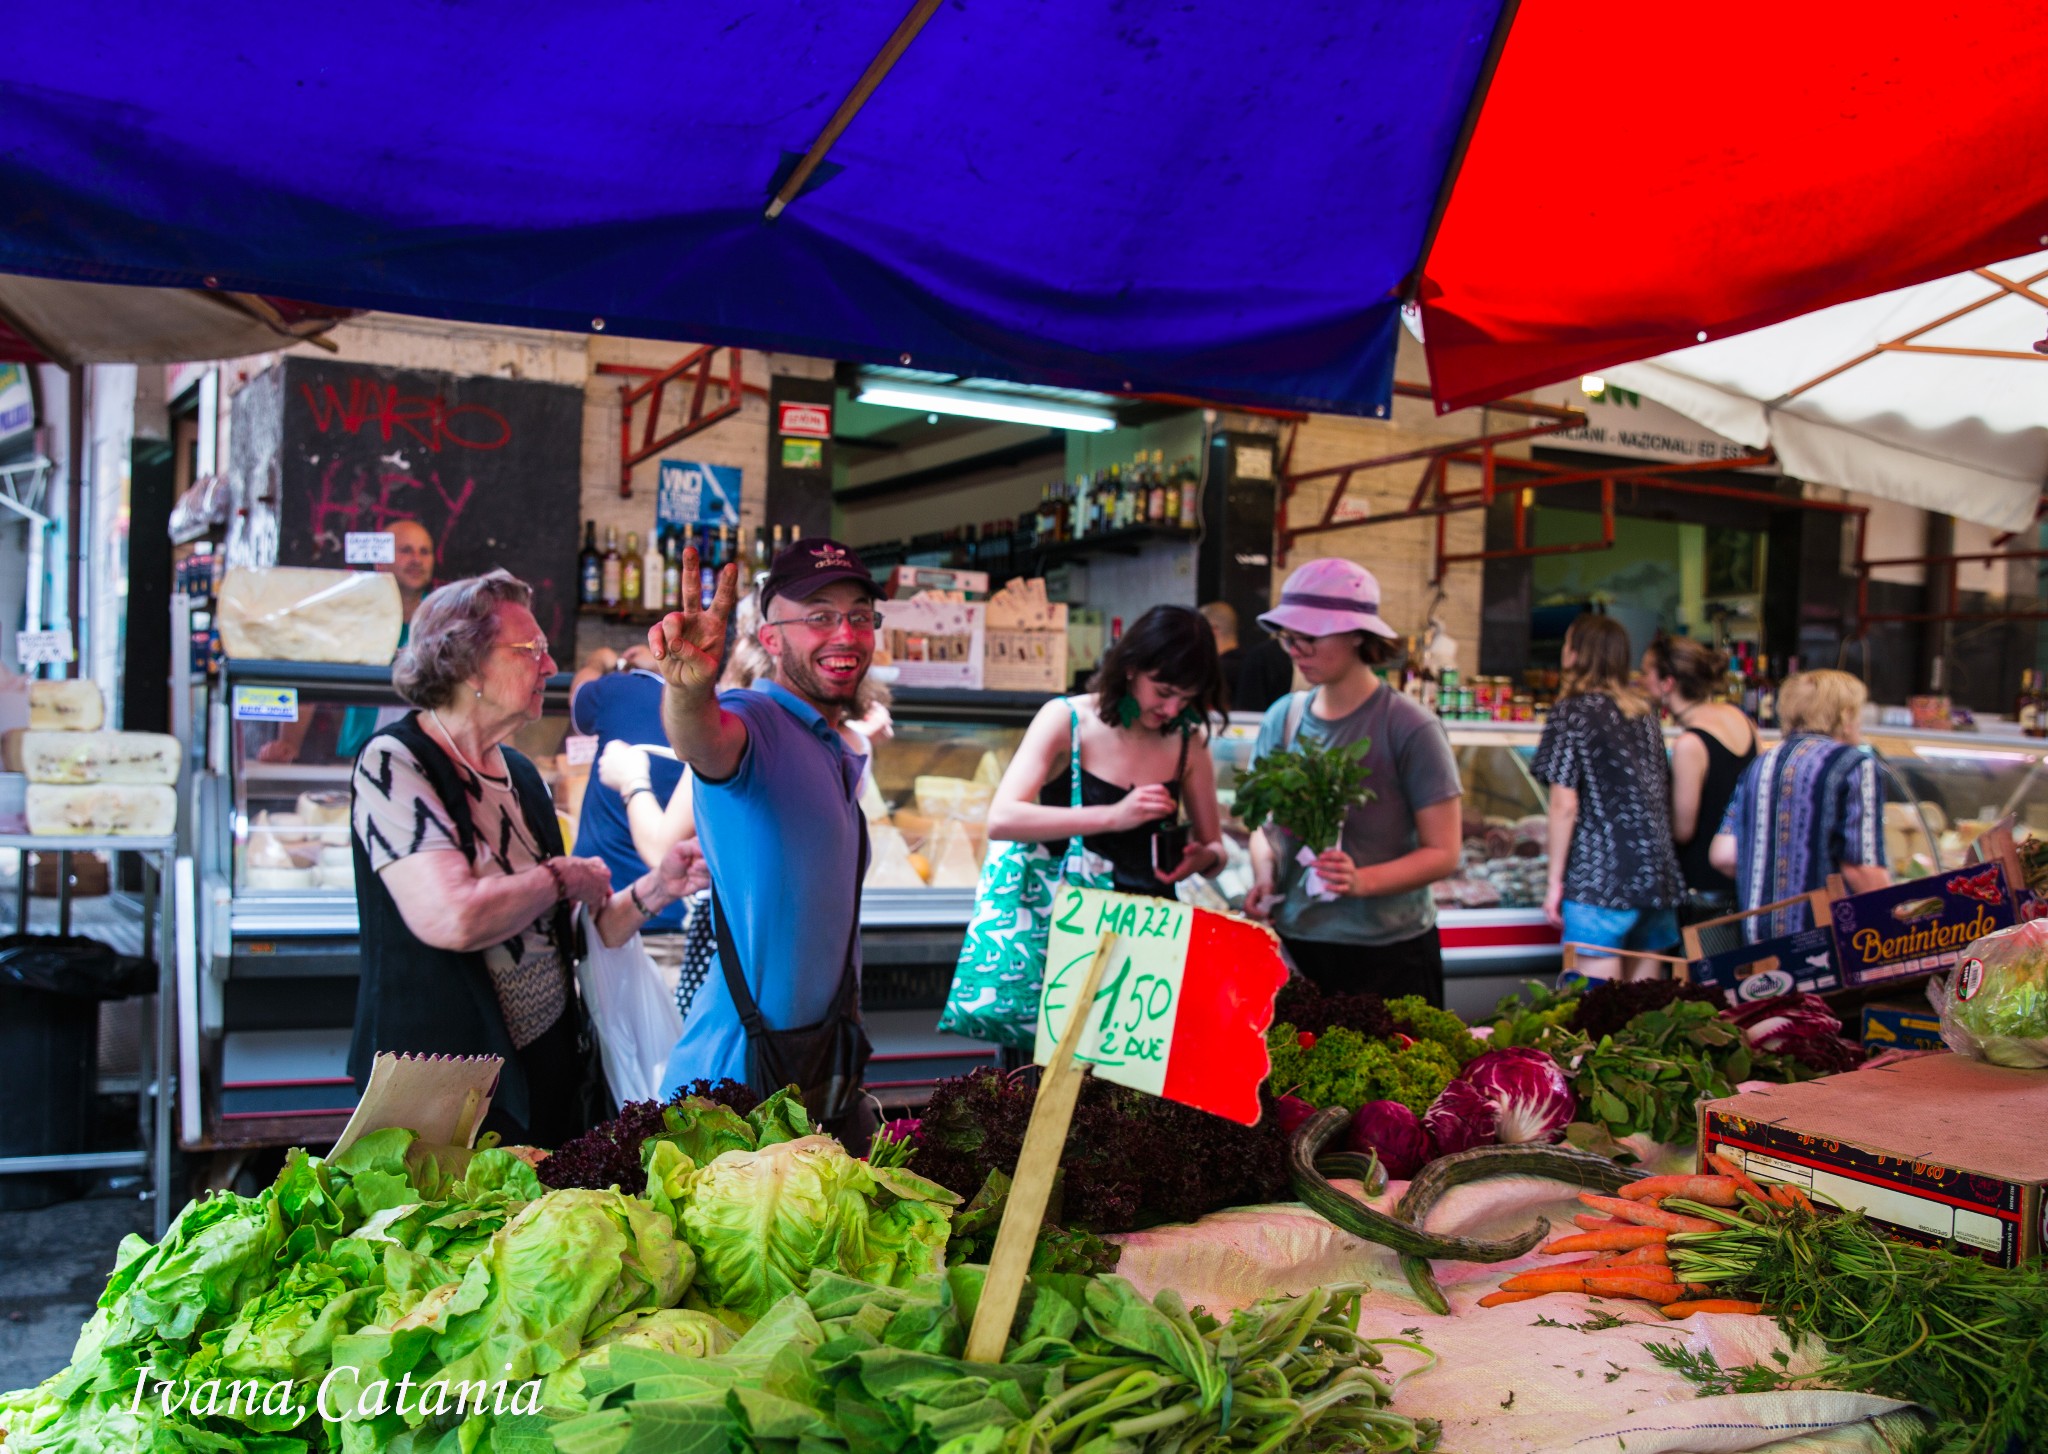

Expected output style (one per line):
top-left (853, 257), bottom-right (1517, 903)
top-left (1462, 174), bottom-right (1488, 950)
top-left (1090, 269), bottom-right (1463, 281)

top-left (855, 382), bottom-right (1118, 432)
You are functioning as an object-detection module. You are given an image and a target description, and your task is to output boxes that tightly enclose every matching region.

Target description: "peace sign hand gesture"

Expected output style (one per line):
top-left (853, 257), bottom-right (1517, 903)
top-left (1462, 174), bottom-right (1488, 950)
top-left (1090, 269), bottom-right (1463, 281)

top-left (648, 546), bottom-right (741, 697)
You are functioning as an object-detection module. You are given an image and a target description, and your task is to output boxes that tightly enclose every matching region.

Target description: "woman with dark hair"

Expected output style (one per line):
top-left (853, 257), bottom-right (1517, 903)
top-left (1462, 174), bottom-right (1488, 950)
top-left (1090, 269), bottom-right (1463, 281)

top-left (1241, 559), bottom-right (1463, 1005)
top-left (1642, 635), bottom-right (1756, 914)
top-left (1533, 613), bottom-right (1684, 984)
top-left (986, 604), bottom-right (1227, 898)
top-left (348, 570), bottom-right (707, 1145)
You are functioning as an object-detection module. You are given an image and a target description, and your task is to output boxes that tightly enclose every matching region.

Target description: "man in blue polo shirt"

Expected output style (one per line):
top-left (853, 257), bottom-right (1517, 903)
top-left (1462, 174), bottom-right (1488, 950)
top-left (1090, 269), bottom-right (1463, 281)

top-left (648, 537), bottom-right (876, 1096)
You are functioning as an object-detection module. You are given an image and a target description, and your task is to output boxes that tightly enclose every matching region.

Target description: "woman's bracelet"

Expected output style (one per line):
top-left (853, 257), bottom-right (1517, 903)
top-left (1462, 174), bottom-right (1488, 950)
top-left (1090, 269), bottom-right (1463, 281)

top-left (541, 858), bottom-right (570, 904)
top-left (622, 783), bottom-right (654, 806)
top-left (628, 877), bottom-right (660, 917)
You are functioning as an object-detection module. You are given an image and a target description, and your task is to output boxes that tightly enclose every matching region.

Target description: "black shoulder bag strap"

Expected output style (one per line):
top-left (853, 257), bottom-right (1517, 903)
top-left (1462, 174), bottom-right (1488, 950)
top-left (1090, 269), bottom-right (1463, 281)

top-left (385, 715), bottom-right (481, 862)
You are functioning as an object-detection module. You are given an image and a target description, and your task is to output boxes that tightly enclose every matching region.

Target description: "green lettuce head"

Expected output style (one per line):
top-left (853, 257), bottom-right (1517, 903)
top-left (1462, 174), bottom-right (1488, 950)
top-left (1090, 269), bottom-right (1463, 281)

top-left (1946, 922), bottom-right (2048, 1068)
top-left (682, 1135), bottom-right (959, 1324)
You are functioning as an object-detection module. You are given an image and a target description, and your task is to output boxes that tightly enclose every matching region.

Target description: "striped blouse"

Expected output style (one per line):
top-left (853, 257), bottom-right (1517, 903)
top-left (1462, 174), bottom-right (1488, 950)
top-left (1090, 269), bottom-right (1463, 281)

top-left (1719, 733), bottom-right (1886, 942)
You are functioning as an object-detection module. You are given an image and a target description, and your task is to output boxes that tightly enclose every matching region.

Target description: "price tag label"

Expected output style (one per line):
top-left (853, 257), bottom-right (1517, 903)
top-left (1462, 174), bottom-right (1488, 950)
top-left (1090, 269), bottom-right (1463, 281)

top-left (1036, 886), bottom-right (1289, 1125)
top-left (562, 733), bottom-right (599, 767)
top-left (232, 685), bottom-right (300, 722)
top-left (16, 628), bottom-right (73, 666)
top-left (346, 531), bottom-right (396, 565)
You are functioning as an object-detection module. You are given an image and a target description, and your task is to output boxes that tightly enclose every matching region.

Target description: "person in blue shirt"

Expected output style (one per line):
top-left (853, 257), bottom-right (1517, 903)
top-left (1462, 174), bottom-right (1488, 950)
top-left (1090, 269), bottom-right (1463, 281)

top-left (569, 641), bottom-right (692, 993)
top-left (646, 537), bottom-right (878, 1099)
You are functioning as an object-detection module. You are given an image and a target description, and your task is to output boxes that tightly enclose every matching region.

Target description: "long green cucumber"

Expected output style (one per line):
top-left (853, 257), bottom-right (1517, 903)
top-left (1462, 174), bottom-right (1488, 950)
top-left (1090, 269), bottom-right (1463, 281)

top-left (1395, 1142), bottom-right (1648, 1314)
top-left (1314, 1151), bottom-right (1389, 1198)
top-left (1288, 1108), bottom-right (1550, 1263)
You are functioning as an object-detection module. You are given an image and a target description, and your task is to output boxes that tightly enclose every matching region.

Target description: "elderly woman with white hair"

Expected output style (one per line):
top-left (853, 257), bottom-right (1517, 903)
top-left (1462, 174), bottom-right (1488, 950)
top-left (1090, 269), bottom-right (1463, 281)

top-left (348, 570), bottom-right (706, 1145)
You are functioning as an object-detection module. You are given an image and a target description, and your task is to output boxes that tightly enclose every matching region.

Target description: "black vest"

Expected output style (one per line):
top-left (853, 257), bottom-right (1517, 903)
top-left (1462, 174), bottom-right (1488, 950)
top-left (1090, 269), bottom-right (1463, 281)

top-left (347, 712), bottom-right (574, 1128)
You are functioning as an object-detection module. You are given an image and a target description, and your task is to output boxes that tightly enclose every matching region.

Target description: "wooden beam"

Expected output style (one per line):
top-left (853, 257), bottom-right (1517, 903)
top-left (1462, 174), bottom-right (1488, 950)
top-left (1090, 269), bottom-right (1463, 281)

top-left (764, 0), bottom-right (944, 221)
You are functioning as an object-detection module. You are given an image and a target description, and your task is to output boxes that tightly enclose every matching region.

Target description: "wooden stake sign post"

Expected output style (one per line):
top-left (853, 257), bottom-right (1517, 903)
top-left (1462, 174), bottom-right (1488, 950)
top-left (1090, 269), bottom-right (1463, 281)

top-left (963, 887), bottom-right (1290, 1362)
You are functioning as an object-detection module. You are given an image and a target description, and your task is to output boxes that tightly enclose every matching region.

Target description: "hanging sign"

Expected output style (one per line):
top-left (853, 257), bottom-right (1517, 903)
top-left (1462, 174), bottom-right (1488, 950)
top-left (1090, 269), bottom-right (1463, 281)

top-left (345, 531), bottom-right (396, 564)
top-left (16, 627), bottom-right (73, 667)
top-left (1037, 887), bottom-right (1288, 1125)
top-left (1829, 862), bottom-right (2015, 987)
top-left (657, 460), bottom-right (742, 532)
top-left (777, 401), bottom-right (832, 438)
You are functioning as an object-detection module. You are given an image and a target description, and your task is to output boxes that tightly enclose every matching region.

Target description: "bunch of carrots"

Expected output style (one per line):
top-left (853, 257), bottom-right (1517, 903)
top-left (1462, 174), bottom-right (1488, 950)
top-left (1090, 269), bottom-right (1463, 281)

top-left (1476, 1153), bottom-right (1810, 1319)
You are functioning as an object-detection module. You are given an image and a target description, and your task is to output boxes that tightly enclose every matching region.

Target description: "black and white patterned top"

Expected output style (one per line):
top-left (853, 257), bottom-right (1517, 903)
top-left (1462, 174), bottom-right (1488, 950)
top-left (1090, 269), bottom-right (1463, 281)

top-left (352, 737), bottom-right (568, 1049)
top-left (1531, 693), bottom-right (1685, 911)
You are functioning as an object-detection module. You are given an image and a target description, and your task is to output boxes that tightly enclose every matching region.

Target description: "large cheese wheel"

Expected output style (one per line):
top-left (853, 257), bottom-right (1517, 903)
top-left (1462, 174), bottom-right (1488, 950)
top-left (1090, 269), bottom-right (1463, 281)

top-left (3, 730), bottom-right (180, 785)
top-left (28, 680), bottom-right (104, 731)
top-left (25, 783), bottom-right (178, 837)
top-left (217, 568), bottom-right (403, 664)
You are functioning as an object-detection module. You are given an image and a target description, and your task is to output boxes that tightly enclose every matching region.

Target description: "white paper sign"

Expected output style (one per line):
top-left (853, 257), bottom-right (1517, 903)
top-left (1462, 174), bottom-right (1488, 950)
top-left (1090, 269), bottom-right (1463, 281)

top-left (563, 733), bottom-right (599, 767)
top-left (16, 628), bottom-right (74, 666)
top-left (1035, 887), bottom-right (1193, 1097)
top-left (346, 531), bottom-right (396, 564)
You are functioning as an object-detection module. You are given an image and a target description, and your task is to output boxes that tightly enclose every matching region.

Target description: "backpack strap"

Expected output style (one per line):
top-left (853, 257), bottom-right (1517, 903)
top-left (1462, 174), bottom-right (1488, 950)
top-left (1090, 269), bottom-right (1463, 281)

top-left (1283, 688), bottom-right (1317, 748)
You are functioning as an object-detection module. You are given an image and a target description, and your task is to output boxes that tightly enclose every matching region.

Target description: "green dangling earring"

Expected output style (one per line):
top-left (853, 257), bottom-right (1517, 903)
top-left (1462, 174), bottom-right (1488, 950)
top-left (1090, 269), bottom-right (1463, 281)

top-left (1115, 694), bottom-right (1144, 729)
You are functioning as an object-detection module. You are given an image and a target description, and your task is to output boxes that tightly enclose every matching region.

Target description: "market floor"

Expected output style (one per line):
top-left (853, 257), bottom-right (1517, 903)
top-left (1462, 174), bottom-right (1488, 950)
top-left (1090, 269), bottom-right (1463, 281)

top-left (0, 1191), bottom-right (153, 1392)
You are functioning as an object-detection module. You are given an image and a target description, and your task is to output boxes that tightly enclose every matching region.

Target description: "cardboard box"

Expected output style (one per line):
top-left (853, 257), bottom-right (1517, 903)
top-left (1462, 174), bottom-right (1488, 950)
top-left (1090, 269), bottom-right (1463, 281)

top-left (876, 598), bottom-right (985, 690)
top-left (889, 565), bottom-right (989, 600)
top-left (985, 628), bottom-right (1069, 692)
top-left (1861, 1002), bottom-right (1948, 1053)
top-left (1700, 1053), bottom-right (2048, 1266)
top-left (1828, 862), bottom-right (2015, 986)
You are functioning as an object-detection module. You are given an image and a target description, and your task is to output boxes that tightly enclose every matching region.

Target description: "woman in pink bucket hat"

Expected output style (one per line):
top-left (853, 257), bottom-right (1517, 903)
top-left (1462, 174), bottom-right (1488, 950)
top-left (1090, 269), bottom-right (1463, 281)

top-left (1243, 558), bottom-right (1464, 1005)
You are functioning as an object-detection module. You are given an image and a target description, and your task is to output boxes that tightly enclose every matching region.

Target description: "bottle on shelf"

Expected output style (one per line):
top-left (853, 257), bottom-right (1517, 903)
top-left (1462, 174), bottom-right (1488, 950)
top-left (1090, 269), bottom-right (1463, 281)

top-left (699, 528), bottom-right (717, 606)
top-left (1177, 458), bottom-right (1199, 527)
top-left (662, 532), bottom-right (681, 611)
top-left (770, 523), bottom-right (787, 565)
top-left (601, 526), bottom-right (623, 607)
top-left (639, 529), bottom-right (664, 612)
top-left (1163, 456), bottom-right (1181, 526)
top-left (621, 531), bottom-right (643, 606)
top-left (2021, 669), bottom-right (2045, 737)
top-left (578, 520), bottom-right (603, 606)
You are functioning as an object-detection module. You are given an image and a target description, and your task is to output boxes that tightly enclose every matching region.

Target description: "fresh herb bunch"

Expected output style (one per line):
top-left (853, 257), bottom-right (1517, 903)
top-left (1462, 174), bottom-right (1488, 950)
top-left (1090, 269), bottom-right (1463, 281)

top-left (1557, 999), bottom-right (1754, 1145)
top-left (1235, 733), bottom-right (1375, 851)
top-left (917, 1069), bottom-right (1293, 1232)
top-left (1489, 983), bottom-right (1582, 1050)
top-left (1267, 1025), bottom-right (1460, 1117)
top-left (1386, 995), bottom-right (1485, 1066)
top-left (1665, 1202), bottom-right (2048, 1453)
top-left (1566, 978), bottom-right (1726, 1039)
top-left (946, 1168), bottom-right (1122, 1275)
top-left (538, 1077), bottom-right (762, 1192)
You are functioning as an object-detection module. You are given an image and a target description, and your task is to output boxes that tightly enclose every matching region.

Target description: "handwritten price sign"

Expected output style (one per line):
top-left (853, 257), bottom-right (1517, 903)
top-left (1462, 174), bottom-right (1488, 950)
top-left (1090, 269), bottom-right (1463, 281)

top-left (1037, 887), bottom-right (1289, 1124)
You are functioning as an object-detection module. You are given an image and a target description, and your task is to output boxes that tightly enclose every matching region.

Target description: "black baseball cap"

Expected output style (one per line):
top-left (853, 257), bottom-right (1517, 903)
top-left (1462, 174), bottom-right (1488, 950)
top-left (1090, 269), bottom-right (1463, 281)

top-left (759, 537), bottom-right (883, 607)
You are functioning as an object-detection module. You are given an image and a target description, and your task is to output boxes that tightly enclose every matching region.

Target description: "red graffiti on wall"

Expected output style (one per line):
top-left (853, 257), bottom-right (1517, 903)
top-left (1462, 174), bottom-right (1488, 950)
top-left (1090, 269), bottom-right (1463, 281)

top-left (308, 460), bottom-right (478, 554)
top-left (300, 378), bottom-right (511, 452)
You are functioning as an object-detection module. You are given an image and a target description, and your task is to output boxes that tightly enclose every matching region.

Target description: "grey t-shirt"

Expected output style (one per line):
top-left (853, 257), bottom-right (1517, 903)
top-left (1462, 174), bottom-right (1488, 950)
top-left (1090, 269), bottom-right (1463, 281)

top-left (1251, 687), bottom-right (1463, 946)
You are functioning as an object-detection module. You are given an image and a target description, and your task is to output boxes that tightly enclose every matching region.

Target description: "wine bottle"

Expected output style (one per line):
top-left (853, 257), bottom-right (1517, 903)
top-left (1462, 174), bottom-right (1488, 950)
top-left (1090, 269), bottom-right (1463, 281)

top-left (601, 526), bottom-right (623, 607)
top-left (640, 529), bottom-right (664, 612)
top-left (662, 532), bottom-right (681, 611)
top-left (578, 520), bottom-right (602, 606)
top-left (621, 531), bottom-right (643, 606)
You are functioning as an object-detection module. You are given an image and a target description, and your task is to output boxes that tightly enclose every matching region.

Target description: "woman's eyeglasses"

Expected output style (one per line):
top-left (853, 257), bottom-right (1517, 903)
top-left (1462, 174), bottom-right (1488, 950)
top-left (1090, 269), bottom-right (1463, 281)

top-left (1271, 628), bottom-right (1325, 654)
top-left (498, 637), bottom-right (553, 664)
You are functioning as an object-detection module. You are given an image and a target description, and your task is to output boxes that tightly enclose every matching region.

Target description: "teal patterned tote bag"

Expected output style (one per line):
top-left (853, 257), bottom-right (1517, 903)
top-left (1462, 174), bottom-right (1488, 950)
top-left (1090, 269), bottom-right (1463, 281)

top-left (938, 704), bottom-right (1113, 1048)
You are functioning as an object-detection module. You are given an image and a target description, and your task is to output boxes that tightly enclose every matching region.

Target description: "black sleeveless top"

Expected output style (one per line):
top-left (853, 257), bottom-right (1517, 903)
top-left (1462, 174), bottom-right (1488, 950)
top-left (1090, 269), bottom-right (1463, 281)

top-left (1038, 767), bottom-right (1184, 900)
top-left (1679, 721), bottom-right (1757, 896)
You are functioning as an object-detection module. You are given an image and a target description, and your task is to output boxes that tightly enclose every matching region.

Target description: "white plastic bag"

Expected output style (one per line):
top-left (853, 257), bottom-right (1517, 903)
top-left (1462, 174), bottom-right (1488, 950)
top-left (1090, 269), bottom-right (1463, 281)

top-left (576, 912), bottom-right (682, 1108)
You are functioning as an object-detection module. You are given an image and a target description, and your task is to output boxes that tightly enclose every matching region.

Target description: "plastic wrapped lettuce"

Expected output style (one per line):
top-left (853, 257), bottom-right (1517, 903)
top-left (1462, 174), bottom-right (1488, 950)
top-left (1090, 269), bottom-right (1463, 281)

top-left (1936, 920), bottom-right (2048, 1068)
top-left (681, 1134), bottom-right (960, 1323)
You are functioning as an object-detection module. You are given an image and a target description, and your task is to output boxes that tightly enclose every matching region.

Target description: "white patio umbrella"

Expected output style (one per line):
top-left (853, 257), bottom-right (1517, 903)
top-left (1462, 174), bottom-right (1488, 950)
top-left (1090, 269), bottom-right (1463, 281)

top-left (1604, 251), bottom-right (2048, 533)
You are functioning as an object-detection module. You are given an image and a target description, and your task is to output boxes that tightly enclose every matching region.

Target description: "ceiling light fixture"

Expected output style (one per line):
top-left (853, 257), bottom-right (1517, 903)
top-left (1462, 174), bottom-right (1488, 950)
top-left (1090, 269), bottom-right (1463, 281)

top-left (855, 381), bottom-right (1118, 433)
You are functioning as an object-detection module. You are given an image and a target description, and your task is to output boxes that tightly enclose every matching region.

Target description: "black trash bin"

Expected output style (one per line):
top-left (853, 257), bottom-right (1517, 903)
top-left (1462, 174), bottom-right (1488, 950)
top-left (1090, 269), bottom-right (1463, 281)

top-left (0, 935), bottom-right (156, 1210)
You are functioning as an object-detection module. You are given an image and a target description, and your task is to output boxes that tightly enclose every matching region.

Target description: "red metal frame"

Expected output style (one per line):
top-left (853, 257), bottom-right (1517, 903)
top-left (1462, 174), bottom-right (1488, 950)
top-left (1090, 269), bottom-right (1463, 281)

top-left (1857, 548), bottom-right (2048, 625)
top-left (596, 346), bottom-right (749, 496)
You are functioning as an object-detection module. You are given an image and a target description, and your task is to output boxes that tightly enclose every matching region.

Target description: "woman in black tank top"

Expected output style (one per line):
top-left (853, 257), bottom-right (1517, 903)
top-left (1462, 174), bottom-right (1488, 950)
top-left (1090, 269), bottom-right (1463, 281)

top-left (989, 607), bottom-right (1229, 900)
top-left (1644, 637), bottom-right (1757, 905)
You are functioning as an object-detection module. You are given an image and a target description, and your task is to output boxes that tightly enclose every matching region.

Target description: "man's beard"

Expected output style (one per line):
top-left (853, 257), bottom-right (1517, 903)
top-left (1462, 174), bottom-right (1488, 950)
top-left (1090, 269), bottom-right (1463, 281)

top-left (777, 649), bottom-right (867, 707)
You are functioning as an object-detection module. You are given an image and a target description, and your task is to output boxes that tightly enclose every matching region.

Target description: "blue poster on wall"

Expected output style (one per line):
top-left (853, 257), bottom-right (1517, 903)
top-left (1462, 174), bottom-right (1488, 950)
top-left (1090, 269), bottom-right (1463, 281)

top-left (657, 460), bottom-right (741, 532)
top-left (0, 364), bottom-right (33, 448)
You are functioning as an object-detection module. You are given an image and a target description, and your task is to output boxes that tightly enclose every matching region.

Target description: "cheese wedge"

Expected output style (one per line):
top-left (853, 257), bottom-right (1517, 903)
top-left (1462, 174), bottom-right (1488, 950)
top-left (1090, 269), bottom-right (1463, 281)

top-left (218, 568), bottom-right (403, 664)
top-left (25, 783), bottom-right (178, 837)
top-left (3, 730), bottom-right (180, 785)
top-left (28, 680), bottom-right (105, 732)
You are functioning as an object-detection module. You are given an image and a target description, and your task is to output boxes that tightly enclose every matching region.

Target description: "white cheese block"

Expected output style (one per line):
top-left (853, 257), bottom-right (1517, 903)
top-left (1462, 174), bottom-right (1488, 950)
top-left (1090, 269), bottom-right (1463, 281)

top-left (247, 865), bottom-right (318, 890)
top-left (25, 783), bottom-right (178, 837)
top-left (217, 568), bottom-right (403, 665)
top-left (4, 730), bottom-right (180, 785)
top-left (927, 817), bottom-right (984, 888)
top-left (28, 680), bottom-right (105, 731)
top-left (863, 824), bottom-right (925, 889)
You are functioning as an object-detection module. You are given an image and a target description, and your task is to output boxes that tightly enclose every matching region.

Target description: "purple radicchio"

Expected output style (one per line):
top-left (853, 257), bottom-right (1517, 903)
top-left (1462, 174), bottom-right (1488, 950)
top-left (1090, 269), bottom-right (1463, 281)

top-left (1454, 1046), bottom-right (1575, 1145)
top-left (1273, 1095), bottom-right (1321, 1138)
top-left (1724, 994), bottom-right (1861, 1073)
top-left (1345, 1099), bottom-right (1434, 1181)
top-left (1422, 1077), bottom-right (1499, 1155)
